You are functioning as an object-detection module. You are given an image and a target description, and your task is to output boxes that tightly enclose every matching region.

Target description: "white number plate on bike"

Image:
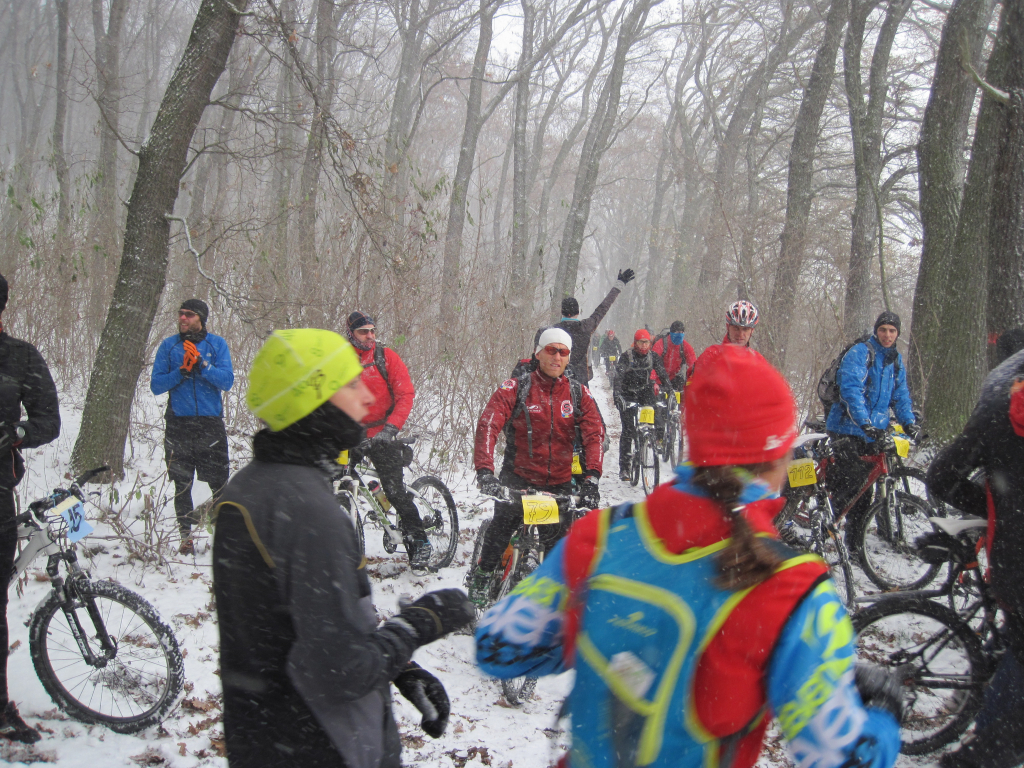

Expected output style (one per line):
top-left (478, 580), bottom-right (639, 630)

top-left (639, 406), bottom-right (655, 424)
top-left (521, 495), bottom-right (560, 525)
top-left (53, 496), bottom-right (94, 543)
top-left (787, 458), bottom-right (817, 488)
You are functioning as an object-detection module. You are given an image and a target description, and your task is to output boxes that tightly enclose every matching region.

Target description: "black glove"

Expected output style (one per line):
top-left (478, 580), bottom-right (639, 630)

top-left (580, 478), bottom-right (600, 510)
top-left (477, 471), bottom-right (503, 499)
top-left (393, 589), bottom-right (475, 645)
top-left (371, 423), bottom-right (400, 445)
top-left (0, 423), bottom-right (22, 453)
top-left (616, 268), bottom-right (636, 286)
top-left (854, 662), bottom-right (904, 724)
top-left (903, 423), bottom-right (922, 441)
top-left (393, 661), bottom-right (450, 738)
top-left (862, 425), bottom-right (885, 444)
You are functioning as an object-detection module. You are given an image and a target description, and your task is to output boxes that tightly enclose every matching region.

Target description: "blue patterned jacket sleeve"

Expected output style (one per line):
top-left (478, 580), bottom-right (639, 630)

top-left (769, 581), bottom-right (900, 768)
top-left (475, 539), bottom-right (571, 679)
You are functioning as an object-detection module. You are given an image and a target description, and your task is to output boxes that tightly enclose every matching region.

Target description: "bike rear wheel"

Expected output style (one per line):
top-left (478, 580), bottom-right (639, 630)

top-left (410, 476), bottom-right (459, 571)
top-left (852, 491), bottom-right (940, 591)
top-left (853, 597), bottom-right (986, 754)
top-left (336, 489), bottom-right (365, 556)
top-left (639, 431), bottom-right (660, 494)
top-left (29, 579), bottom-right (184, 733)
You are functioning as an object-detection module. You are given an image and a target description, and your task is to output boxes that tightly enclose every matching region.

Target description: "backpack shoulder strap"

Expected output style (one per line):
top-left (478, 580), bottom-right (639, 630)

top-left (508, 372), bottom-right (535, 458)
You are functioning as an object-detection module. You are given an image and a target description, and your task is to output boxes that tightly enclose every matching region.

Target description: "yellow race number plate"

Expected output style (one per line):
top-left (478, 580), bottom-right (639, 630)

top-left (609, 356), bottom-right (616, 362)
top-left (893, 436), bottom-right (910, 458)
top-left (522, 495), bottom-right (560, 525)
top-left (336, 450), bottom-right (349, 465)
top-left (572, 453), bottom-right (582, 474)
top-left (787, 458), bottom-right (817, 488)
top-left (675, 391), bottom-right (681, 404)
top-left (639, 406), bottom-right (655, 424)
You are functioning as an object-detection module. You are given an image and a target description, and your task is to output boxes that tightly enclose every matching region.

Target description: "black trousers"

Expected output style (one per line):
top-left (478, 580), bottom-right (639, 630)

top-left (827, 434), bottom-right (875, 523)
top-left (618, 389), bottom-right (656, 472)
top-left (165, 416), bottom-right (230, 536)
top-left (0, 489), bottom-right (18, 706)
top-left (478, 473), bottom-right (573, 572)
top-left (356, 440), bottom-right (423, 546)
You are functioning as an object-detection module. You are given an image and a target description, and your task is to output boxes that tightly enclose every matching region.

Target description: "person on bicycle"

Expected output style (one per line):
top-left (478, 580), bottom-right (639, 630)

top-left (0, 273), bottom-right (60, 744)
top-left (651, 321), bottom-right (696, 444)
top-left (614, 329), bottom-right (671, 482)
top-left (150, 298), bottom-right (234, 555)
top-left (825, 311), bottom-right (919, 526)
top-left (476, 344), bottom-right (902, 768)
top-left (471, 328), bottom-right (605, 606)
top-left (345, 311), bottom-right (429, 569)
top-left (725, 299), bottom-right (759, 347)
top-left (599, 330), bottom-right (621, 371)
top-left (556, 268), bottom-right (635, 383)
top-left (929, 342), bottom-right (1024, 768)
top-left (214, 328), bottom-right (474, 768)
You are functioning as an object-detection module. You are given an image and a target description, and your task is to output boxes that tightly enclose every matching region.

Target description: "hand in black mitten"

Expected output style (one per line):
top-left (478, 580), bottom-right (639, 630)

top-left (393, 661), bottom-right (450, 738)
top-left (862, 425), bottom-right (885, 445)
top-left (395, 588), bottom-right (475, 645)
top-left (580, 478), bottom-right (600, 510)
top-left (616, 268), bottom-right (636, 286)
top-left (903, 423), bottom-right (922, 441)
top-left (371, 423), bottom-right (400, 446)
top-left (477, 471), bottom-right (503, 499)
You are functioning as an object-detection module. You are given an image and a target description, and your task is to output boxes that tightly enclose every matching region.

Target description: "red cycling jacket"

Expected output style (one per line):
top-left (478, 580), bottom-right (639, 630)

top-left (356, 343), bottom-right (415, 437)
top-left (651, 336), bottom-right (696, 384)
top-left (474, 369), bottom-right (604, 486)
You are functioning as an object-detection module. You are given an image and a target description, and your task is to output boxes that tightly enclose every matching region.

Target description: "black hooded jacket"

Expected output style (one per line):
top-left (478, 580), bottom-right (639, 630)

top-left (0, 332), bottom-right (60, 492)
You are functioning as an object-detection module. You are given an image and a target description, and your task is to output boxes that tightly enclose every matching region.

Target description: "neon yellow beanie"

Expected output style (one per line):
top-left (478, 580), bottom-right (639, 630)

top-left (247, 329), bottom-right (363, 431)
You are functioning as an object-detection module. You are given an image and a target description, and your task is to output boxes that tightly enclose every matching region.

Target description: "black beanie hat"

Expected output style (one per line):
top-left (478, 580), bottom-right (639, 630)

top-left (873, 311), bottom-right (901, 336)
top-left (561, 297), bottom-right (580, 317)
top-left (347, 311), bottom-right (375, 333)
top-left (670, 320), bottom-right (685, 333)
top-left (996, 329), bottom-right (1024, 364)
top-left (0, 273), bottom-right (7, 313)
top-left (180, 298), bottom-right (209, 327)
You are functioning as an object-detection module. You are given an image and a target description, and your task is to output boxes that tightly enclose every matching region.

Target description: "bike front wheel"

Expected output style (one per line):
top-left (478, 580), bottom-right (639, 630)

top-left (854, 597), bottom-right (986, 754)
top-left (639, 431), bottom-right (660, 494)
top-left (852, 491), bottom-right (940, 591)
top-left (410, 476), bottom-right (459, 571)
top-left (29, 579), bottom-right (184, 733)
top-left (336, 489), bottom-right (365, 556)
top-left (662, 415), bottom-right (680, 467)
top-left (496, 532), bottom-right (541, 706)
top-left (815, 520), bottom-right (855, 609)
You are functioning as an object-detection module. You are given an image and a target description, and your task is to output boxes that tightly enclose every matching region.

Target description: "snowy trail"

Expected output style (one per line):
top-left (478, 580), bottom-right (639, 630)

top-left (1, 369), bottom-right (927, 767)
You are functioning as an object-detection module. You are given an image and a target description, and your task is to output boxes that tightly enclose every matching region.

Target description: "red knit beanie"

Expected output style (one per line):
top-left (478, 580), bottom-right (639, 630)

top-left (685, 345), bottom-right (797, 466)
top-left (634, 329), bottom-right (651, 342)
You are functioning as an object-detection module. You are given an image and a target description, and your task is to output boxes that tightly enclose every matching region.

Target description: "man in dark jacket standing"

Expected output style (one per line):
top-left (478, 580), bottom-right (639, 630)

top-left (556, 268), bottom-right (635, 383)
top-left (929, 347), bottom-right (1024, 768)
top-left (151, 299), bottom-right (234, 554)
top-left (215, 329), bottom-right (472, 768)
top-left (0, 273), bottom-right (60, 743)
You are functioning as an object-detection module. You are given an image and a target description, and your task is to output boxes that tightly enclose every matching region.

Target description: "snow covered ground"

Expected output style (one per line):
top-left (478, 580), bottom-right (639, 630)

top-left (1, 367), bottom-right (931, 767)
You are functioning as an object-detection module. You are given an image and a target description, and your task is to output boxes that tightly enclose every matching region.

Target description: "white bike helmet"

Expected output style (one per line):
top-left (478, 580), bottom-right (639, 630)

top-left (726, 300), bottom-right (759, 329)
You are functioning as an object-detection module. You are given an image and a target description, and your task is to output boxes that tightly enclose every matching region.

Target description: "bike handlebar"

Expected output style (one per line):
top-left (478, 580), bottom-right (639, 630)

top-left (74, 465), bottom-right (110, 487)
top-left (482, 487), bottom-right (581, 505)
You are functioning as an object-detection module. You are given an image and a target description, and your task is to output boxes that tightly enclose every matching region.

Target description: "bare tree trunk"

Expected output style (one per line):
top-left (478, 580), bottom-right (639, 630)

top-left (841, 0), bottom-right (911, 338)
top-left (549, 0), bottom-right (657, 319)
top-left (51, 0), bottom-right (71, 235)
top-left (439, 0), bottom-right (501, 329)
top-left (507, 0), bottom-right (534, 315)
top-left (908, 0), bottom-right (995, 400)
top-left (71, 0), bottom-right (249, 475)
top-left (764, 0), bottom-right (849, 369)
top-left (643, 131), bottom-right (673, 325)
top-left (88, 0), bottom-right (130, 330)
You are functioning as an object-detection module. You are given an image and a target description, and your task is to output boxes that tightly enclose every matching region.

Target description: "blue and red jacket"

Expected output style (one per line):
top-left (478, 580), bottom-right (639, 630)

top-left (476, 483), bottom-right (899, 768)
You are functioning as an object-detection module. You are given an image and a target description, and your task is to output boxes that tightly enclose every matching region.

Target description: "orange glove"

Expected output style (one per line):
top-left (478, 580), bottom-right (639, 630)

top-left (181, 341), bottom-right (201, 374)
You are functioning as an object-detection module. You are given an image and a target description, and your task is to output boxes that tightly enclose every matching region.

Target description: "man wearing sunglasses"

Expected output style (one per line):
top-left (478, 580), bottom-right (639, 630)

top-left (470, 328), bottom-right (605, 605)
top-left (614, 329), bottom-right (672, 482)
top-left (151, 299), bottom-right (234, 555)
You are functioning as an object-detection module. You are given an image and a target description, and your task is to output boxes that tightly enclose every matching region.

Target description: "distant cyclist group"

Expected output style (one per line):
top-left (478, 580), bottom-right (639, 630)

top-left (8, 257), bottom-right (1024, 768)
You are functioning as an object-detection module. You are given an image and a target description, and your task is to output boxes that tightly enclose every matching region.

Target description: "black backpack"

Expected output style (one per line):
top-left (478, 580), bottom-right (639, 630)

top-left (816, 335), bottom-right (900, 416)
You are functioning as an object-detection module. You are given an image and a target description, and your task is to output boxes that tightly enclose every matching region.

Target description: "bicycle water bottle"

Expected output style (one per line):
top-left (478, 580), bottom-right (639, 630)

top-left (367, 480), bottom-right (392, 511)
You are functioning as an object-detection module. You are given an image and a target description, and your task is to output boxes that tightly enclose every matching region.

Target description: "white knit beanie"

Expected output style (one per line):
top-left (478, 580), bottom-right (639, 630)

top-left (535, 327), bottom-right (573, 354)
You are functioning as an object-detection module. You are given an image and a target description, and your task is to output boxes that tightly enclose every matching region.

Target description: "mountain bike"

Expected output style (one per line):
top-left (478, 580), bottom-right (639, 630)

top-left (10, 466), bottom-right (185, 733)
top-left (334, 437), bottom-right (458, 572)
top-left (852, 516), bottom-right (1002, 755)
top-left (659, 390), bottom-right (682, 468)
top-left (776, 422), bottom-right (937, 592)
top-left (468, 487), bottom-right (585, 705)
top-left (621, 400), bottom-right (659, 494)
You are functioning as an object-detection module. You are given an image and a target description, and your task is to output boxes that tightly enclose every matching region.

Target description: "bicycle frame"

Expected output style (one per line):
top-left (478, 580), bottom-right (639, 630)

top-left (337, 462), bottom-right (405, 550)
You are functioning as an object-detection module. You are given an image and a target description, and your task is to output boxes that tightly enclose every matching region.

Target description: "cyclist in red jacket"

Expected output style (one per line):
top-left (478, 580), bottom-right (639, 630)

top-left (345, 311), bottom-right (429, 569)
top-left (470, 327), bottom-right (605, 605)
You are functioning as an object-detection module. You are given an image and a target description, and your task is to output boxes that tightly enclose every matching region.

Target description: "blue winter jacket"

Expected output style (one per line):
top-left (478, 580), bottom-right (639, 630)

top-left (151, 333), bottom-right (234, 417)
top-left (826, 335), bottom-right (914, 440)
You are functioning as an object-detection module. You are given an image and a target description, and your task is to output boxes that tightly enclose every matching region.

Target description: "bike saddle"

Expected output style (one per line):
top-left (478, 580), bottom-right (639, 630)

top-left (929, 516), bottom-right (986, 536)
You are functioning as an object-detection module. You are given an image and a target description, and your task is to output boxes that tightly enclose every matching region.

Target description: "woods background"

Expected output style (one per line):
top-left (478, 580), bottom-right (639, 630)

top-left (1, 0), bottom-right (1022, 478)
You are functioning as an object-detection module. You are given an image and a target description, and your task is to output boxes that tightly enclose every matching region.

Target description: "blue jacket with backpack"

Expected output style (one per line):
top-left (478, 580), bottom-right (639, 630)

top-left (826, 335), bottom-right (914, 440)
top-left (151, 333), bottom-right (234, 417)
